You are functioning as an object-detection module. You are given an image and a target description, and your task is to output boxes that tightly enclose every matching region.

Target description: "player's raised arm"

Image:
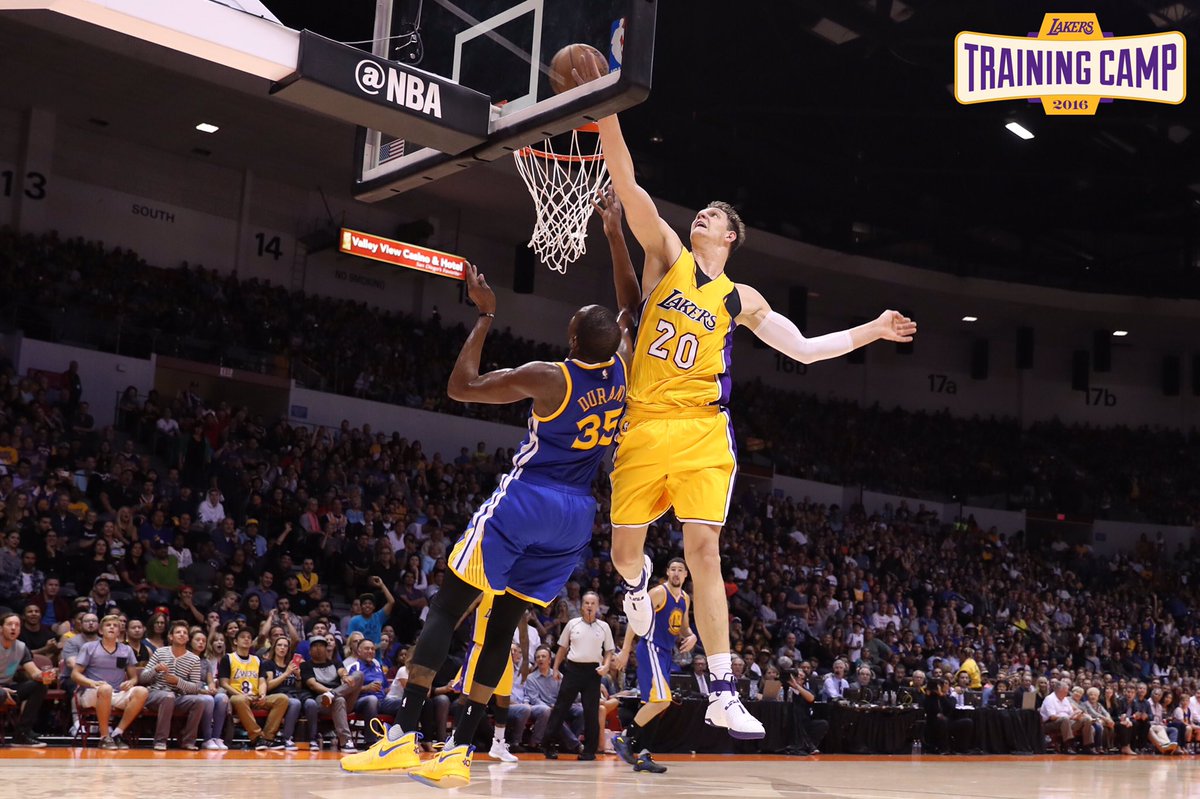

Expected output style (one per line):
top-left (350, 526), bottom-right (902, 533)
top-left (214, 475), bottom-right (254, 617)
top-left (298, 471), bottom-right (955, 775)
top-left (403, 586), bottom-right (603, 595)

top-left (594, 116), bottom-right (682, 287)
top-left (447, 263), bottom-right (567, 413)
top-left (735, 283), bottom-right (917, 364)
top-left (592, 187), bottom-right (638, 364)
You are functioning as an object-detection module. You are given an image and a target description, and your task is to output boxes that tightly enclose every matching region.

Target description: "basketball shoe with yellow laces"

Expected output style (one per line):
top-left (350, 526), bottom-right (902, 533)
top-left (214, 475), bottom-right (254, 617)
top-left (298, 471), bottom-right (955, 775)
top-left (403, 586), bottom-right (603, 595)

top-left (339, 719), bottom-right (421, 773)
top-left (409, 743), bottom-right (474, 789)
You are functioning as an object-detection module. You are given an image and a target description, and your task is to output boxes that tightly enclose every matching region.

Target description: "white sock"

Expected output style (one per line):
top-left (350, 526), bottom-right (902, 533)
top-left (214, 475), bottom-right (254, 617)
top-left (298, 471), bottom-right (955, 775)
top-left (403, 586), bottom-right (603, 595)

top-left (493, 725), bottom-right (506, 743)
top-left (386, 725), bottom-right (407, 741)
top-left (707, 653), bottom-right (732, 684)
top-left (113, 726), bottom-right (124, 737)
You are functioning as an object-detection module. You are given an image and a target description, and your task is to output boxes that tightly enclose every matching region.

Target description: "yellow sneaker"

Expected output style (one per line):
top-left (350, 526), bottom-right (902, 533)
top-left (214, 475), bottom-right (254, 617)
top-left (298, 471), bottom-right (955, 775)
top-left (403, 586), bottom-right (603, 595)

top-left (409, 744), bottom-right (473, 789)
top-left (340, 720), bottom-right (421, 773)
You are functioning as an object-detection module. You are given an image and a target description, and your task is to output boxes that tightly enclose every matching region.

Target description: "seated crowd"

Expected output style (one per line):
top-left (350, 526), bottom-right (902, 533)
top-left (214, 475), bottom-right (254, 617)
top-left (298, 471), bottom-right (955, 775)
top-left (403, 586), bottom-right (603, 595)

top-left (0, 354), bottom-right (1199, 757)
top-left (3, 227), bottom-right (1200, 525)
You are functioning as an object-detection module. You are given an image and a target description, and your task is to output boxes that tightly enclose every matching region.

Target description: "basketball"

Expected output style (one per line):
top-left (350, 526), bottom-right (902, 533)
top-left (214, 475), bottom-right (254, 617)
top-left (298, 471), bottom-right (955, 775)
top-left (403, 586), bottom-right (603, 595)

top-left (549, 43), bottom-right (608, 94)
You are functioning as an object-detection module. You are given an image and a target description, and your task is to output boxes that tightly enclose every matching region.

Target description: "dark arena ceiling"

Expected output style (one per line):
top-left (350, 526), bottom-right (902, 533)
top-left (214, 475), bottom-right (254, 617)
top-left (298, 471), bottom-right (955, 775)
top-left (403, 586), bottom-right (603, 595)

top-left (267, 0), bottom-right (1200, 298)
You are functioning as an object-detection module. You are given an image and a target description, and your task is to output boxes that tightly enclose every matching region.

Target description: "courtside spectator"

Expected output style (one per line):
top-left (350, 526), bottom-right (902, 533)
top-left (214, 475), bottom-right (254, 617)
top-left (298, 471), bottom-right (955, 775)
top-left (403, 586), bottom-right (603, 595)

top-left (219, 628), bottom-right (288, 749)
top-left (0, 611), bottom-right (51, 746)
top-left (300, 635), bottom-right (359, 752)
top-left (140, 620), bottom-right (213, 750)
top-left (347, 638), bottom-right (386, 744)
top-left (72, 614), bottom-right (150, 748)
top-left (259, 635), bottom-right (304, 750)
top-left (190, 629), bottom-right (229, 750)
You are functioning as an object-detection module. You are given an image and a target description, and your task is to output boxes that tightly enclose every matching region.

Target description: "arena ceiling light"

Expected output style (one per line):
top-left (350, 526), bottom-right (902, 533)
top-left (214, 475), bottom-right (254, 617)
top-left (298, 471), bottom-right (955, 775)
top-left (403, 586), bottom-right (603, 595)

top-left (962, 316), bottom-right (978, 322)
top-left (1113, 330), bottom-right (1129, 337)
top-left (195, 122), bottom-right (220, 134)
top-left (1005, 122), bottom-right (1035, 140)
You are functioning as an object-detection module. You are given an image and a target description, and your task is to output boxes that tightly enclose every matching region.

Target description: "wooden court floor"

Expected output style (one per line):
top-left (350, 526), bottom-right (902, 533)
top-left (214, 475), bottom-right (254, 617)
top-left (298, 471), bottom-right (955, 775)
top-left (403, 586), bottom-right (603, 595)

top-left (2, 749), bottom-right (1198, 798)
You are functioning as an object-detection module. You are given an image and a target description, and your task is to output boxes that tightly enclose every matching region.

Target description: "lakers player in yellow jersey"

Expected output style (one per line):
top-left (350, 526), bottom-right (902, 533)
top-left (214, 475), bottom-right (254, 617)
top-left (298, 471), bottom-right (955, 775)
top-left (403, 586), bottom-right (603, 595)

top-left (589, 103), bottom-right (916, 738)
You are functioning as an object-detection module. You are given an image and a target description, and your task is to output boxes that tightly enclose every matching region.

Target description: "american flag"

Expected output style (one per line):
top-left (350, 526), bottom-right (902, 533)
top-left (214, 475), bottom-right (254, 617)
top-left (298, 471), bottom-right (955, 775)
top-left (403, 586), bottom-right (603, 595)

top-left (379, 137), bottom-right (406, 162)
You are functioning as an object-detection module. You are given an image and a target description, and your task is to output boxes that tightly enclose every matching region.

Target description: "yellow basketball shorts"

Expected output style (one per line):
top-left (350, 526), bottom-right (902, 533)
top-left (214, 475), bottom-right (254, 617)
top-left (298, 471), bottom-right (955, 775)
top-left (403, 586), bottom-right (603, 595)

top-left (451, 641), bottom-right (515, 697)
top-left (610, 408), bottom-right (737, 527)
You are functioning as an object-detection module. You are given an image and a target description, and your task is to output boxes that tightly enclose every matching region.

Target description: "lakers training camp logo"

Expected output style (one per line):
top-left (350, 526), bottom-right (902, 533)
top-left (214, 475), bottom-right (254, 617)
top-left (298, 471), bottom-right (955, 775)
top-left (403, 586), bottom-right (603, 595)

top-left (955, 14), bottom-right (1186, 115)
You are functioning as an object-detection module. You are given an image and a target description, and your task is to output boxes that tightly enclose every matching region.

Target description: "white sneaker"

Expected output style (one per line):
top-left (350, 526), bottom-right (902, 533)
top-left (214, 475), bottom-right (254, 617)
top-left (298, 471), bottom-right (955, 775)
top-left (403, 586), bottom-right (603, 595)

top-left (704, 690), bottom-right (765, 740)
top-left (202, 739), bottom-right (222, 750)
top-left (217, 739), bottom-right (229, 750)
top-left (622, 554), bottom-right (654, 636)
top-left (284, 739), bottom-right (297, 751)
top-left (488, 739), bottom-right (518, 763)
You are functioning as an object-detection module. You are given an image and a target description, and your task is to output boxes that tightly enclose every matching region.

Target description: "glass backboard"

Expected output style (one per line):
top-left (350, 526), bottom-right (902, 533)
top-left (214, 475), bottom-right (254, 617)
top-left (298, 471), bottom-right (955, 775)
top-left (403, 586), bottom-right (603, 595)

top-left (354, 0), bottom-right (655, 201)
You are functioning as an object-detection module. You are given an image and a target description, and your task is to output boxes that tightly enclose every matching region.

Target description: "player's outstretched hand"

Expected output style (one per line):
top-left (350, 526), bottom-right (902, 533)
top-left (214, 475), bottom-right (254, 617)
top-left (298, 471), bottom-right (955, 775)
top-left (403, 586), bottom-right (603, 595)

top-left (591, 186), bottom-right (624, 235)
top-left (874, 310), bottom-right (916, 343)
top-left (571, 50), bottom-right (606, 87)
top-left (465, 262), bottom-right (497, 315)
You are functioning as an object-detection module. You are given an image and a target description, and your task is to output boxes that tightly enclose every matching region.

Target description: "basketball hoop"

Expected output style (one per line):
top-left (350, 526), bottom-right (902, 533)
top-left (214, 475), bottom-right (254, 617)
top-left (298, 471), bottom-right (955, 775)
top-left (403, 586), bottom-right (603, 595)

top-left (513, 124), bottom-right (610, 274)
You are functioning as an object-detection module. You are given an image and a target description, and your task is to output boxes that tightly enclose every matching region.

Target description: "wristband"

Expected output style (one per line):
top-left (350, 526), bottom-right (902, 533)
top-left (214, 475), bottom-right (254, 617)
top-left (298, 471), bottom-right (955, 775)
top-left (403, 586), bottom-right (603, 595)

top-left (479, 312), bottom-right (495, 319)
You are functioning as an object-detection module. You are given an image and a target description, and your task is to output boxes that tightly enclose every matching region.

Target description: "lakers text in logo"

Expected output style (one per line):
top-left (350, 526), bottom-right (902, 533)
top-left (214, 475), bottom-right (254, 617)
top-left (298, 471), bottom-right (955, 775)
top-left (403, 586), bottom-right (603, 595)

top-left (954, 14), bottom-right (1186, 115)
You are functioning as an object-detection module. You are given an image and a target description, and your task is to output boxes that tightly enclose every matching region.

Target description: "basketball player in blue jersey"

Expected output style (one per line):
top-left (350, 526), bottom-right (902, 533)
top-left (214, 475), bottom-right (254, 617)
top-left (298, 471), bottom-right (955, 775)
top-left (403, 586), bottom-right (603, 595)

top-left (340, 263), bottom-right (631, 790)
top-left (579, 67), bottom-right (917, 738)
top-left (611, 557), bottom-right (695, 773)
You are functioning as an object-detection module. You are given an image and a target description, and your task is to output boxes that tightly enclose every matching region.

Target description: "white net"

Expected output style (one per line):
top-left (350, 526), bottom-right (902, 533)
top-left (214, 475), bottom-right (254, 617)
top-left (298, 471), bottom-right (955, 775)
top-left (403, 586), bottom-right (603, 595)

top-left (513, 127), bottom-right (610, 273)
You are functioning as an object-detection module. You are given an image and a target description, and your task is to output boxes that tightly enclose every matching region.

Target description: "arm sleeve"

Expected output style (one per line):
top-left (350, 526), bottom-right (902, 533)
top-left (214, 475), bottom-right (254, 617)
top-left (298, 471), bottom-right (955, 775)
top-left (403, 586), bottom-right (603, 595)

top-left (750, 311), bottom-right (855, 365)
top-left (177, 658), bottom-right (203, 694)
top-left (139, 649), bottom-right (159, 685)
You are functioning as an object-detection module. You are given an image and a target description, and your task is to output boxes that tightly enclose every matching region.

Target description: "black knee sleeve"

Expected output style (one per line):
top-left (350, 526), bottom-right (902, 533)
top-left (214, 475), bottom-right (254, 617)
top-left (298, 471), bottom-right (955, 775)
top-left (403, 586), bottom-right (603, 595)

top-left (469, 592), bottom-right (530, 691)
top-left (409, 571), bottom-right (481, 671)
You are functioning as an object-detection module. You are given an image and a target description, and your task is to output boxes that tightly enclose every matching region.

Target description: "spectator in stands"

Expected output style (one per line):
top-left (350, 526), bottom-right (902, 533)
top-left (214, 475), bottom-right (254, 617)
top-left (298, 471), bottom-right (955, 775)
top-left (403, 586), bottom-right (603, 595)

top-left (823, 659), bottom-right (850, 700)
top-left (298, 557), bottom-right (319, 596)
top-left (187, 628), bottom-right (229, 749)
top-left (146, 541), bottom-right (182, 601)
top-left (198, 489), bottom-right (226, 528)
top-left (145, 611), bottom-right (168, 651)
top-left (348, 638), bottom-right (386, 744)
top-left (524, 646), bottom-right (581, 754)
top-left (140, 620), bottom-right (213, 750)
top-left (1082, 686), bottom-right (1116, 752)
top-left (689, 653), bottom-right (712, 697)
top-left (219, 628), bottom-right (289, 749)
top-left (505, 642), bottom-right (539, 750)
top-left (776, 631), bottom-right (801, 663)
top-left (18, 603), bottom-right (57, 659)
top-left (72, 614), bottom-right (150, 748)
top-left (345, 576), bottom-right (395, 645)
top-left (1040, 678), bottom-right (1096, 754)
top-left (0, 611), bottom-right (51, 746)
top-left (259, 634), bottom-right (303, 750)
top-left (731, 656), bottom-right (759, 700)
top-left (300, 636), bottom-right (359, 753)
top-left (123, 618), bottom-right (154, 666)
top-left (25, 575), bottom-right (70, 632)
top-left (122, 581), bottom-right (156, 623)
top-left (84, 574), bottom-right (120, 618)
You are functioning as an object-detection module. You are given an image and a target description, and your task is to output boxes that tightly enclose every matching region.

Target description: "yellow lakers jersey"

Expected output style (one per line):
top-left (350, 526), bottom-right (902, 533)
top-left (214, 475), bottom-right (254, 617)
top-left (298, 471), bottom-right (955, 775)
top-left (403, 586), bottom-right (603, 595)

top-left (630, 248), bottom-right (738, 409)
top-left (228, 652), bottom-right (261, 695)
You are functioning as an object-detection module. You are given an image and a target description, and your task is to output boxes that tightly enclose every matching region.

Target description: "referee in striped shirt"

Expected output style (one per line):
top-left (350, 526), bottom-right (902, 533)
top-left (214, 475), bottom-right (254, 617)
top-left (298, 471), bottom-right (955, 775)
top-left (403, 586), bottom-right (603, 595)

top-left (543, 592), bottom-right (614, 760)
top-left (140, 620), bottom-right (214, 750)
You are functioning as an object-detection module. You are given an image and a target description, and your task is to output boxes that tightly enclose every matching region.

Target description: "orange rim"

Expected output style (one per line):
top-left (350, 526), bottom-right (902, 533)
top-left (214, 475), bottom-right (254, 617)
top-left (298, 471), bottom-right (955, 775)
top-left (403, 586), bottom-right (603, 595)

top-left (515, 123), bottom-right (604, 162)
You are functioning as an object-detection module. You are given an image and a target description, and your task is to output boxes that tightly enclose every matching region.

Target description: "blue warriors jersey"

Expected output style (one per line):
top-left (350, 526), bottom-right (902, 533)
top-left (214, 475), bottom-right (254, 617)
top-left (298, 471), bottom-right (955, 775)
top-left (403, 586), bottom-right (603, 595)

top-left (647, 586), bottom-right (689, 653)
top-left (514, 355), bottom-right (628, 489)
